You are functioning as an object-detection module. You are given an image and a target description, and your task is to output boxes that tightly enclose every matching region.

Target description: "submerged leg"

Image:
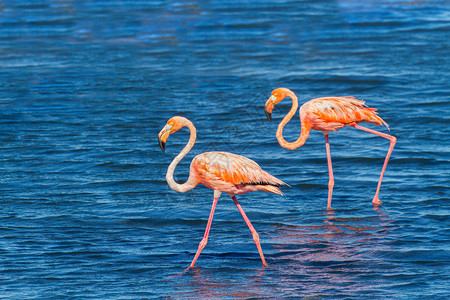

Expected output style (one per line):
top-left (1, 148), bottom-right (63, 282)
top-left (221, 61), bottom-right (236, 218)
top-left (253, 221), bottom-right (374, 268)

top-left (324, 133), bottom-right (334, 210)
top-left (352, 124), bottom-right (396, 206)
top-left (231, 195), bottom-right (268, 266)
top-left (187, 193), bottom-right (220, 269)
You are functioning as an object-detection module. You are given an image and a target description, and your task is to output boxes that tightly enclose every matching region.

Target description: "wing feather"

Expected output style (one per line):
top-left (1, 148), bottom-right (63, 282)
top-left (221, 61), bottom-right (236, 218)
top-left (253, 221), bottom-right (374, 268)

top-left (302, 97), bottom-right (388, 130)
top-left (192, 152), bottom-right (287, 189)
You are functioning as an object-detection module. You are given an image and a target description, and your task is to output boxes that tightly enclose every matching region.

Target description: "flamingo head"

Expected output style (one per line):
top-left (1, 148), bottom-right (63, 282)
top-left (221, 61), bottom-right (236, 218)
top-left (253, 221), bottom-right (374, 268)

top-left (158, 116), bottom-right (186, 152)
top-left (264, 88), bottom-right (290, 121)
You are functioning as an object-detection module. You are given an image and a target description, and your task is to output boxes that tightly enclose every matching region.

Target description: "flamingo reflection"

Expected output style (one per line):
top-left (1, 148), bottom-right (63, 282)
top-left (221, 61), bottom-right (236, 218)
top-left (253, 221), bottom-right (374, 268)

top-left (264, 209), bottom-right (397, 296)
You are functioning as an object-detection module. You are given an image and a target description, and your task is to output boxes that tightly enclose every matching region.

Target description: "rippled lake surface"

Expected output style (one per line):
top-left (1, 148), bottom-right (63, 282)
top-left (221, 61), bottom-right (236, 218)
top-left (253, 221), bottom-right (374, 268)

top-left (1, 0), bottom-right (449, 298)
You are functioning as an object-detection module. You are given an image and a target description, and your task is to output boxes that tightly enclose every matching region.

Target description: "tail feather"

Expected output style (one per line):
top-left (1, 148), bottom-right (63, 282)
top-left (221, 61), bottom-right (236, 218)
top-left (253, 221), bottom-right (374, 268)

top-left (262, 171), bottom-right (289, 187)
top-left (259, 185), bottom-right (284, 195)
top-left (238, 172), bottom-right (289, 196)
top-left (363, 107), bottom-right (390, 130)
top-left (348, 98), bottom-right (389, 130)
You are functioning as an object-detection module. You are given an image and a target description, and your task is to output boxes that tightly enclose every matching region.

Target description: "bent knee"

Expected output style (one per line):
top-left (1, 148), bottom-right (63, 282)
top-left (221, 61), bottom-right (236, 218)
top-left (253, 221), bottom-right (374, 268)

top-left (252, 232), bottom-right (260, 243)
top-left (199, 238), bottom-right (208, 249)
top-left (390, 136), bottom-right (397, 145)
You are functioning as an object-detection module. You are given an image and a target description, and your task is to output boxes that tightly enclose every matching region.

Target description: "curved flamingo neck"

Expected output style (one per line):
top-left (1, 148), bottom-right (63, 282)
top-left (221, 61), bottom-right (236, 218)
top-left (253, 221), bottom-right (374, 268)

top-left (166, 119), bottom-right (198, 193)
top-left (276, 91), bottom-right (311, 150)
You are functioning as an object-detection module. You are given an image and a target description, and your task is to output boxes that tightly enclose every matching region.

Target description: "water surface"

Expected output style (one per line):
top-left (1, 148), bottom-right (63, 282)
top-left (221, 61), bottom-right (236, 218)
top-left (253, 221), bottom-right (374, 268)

top-left (0, 0), bottom-right (449, 298)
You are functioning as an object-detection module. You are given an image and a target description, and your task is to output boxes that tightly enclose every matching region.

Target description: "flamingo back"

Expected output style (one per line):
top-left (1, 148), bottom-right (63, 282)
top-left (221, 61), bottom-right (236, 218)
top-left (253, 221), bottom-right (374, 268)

top-left (191, 151), bottom-right (286, 195)
top-left (301, 96), bottom-right (389, 132)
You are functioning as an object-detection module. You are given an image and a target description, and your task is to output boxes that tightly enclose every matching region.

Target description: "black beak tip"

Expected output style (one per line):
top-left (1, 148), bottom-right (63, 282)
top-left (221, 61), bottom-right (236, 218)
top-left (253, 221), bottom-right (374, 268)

top-left (264, 107), bottom-right (272, 122)
top-left (159, 139), bottom-right (166, 152)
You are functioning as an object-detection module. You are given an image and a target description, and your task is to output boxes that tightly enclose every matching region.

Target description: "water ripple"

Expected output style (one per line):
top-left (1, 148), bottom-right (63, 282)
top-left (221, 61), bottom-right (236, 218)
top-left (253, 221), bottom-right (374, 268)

top-left (0, 0), bottom-right (449, 298)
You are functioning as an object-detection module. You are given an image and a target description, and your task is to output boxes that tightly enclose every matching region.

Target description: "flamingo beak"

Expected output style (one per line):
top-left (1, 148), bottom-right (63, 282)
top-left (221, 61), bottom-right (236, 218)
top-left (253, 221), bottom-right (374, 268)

top-left (158, 137), bottom-right (166, 152)
top-left (264, 105), bottom-right (272, 122)
top-left (264, 95), bottom-right (276, 122)
top-left (158, 124), bottom-right (171, 152)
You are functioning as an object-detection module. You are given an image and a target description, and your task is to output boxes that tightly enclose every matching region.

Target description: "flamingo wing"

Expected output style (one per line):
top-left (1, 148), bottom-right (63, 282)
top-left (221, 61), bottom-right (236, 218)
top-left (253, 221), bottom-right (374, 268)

top-left (192, 151), bottom-right (286, 195)
top-left (302, 97), bottom-right (389, 131)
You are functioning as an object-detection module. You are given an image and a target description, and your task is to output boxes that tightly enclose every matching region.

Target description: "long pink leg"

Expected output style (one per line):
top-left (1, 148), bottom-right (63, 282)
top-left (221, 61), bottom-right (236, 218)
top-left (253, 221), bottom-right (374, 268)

top-left (187, 196), bottom-right (219, 269)
top-left (324, 133), bottom-right (334, 210)
top-left (352, 124), bottom-right (397, 206)
top-left (231, 195), bottom-right (268, 266)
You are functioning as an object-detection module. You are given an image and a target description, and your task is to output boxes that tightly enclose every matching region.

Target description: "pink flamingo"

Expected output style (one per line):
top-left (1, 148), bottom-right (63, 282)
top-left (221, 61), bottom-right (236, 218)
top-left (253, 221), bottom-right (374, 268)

top-left (158, 116), bottom-right (287, 269)
top-left (264, 88), bottom-right (396, 210)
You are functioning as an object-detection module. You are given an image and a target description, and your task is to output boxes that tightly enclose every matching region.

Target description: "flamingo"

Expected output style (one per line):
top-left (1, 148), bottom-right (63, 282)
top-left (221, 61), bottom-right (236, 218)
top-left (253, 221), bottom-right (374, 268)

top-left (158, 116), bottom-right (287, 269)
top-left (264, 88), bottom-right (396, 210)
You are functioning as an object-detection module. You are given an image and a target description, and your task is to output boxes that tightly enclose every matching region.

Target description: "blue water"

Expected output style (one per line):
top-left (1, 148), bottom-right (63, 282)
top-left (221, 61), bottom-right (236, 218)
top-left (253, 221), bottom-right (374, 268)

top-left (1, 0), bottom-right (449, 298)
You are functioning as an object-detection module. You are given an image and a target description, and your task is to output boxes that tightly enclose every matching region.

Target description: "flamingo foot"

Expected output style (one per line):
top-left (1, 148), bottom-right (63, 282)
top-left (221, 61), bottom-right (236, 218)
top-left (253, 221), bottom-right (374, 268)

top-left (372, 197), bottom-right (382, 206)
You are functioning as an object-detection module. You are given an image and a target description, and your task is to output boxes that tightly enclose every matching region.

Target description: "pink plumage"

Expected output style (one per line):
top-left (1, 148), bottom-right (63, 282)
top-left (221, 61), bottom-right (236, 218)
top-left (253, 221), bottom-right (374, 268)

top-left (265, 88), bottom-right (396, 210)
top-left (301, 96), bottom-right (389, 132)
top-left (192, 151), bottom-right (286, 195)
top-left (158, 116), bottom-right (286, 269)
